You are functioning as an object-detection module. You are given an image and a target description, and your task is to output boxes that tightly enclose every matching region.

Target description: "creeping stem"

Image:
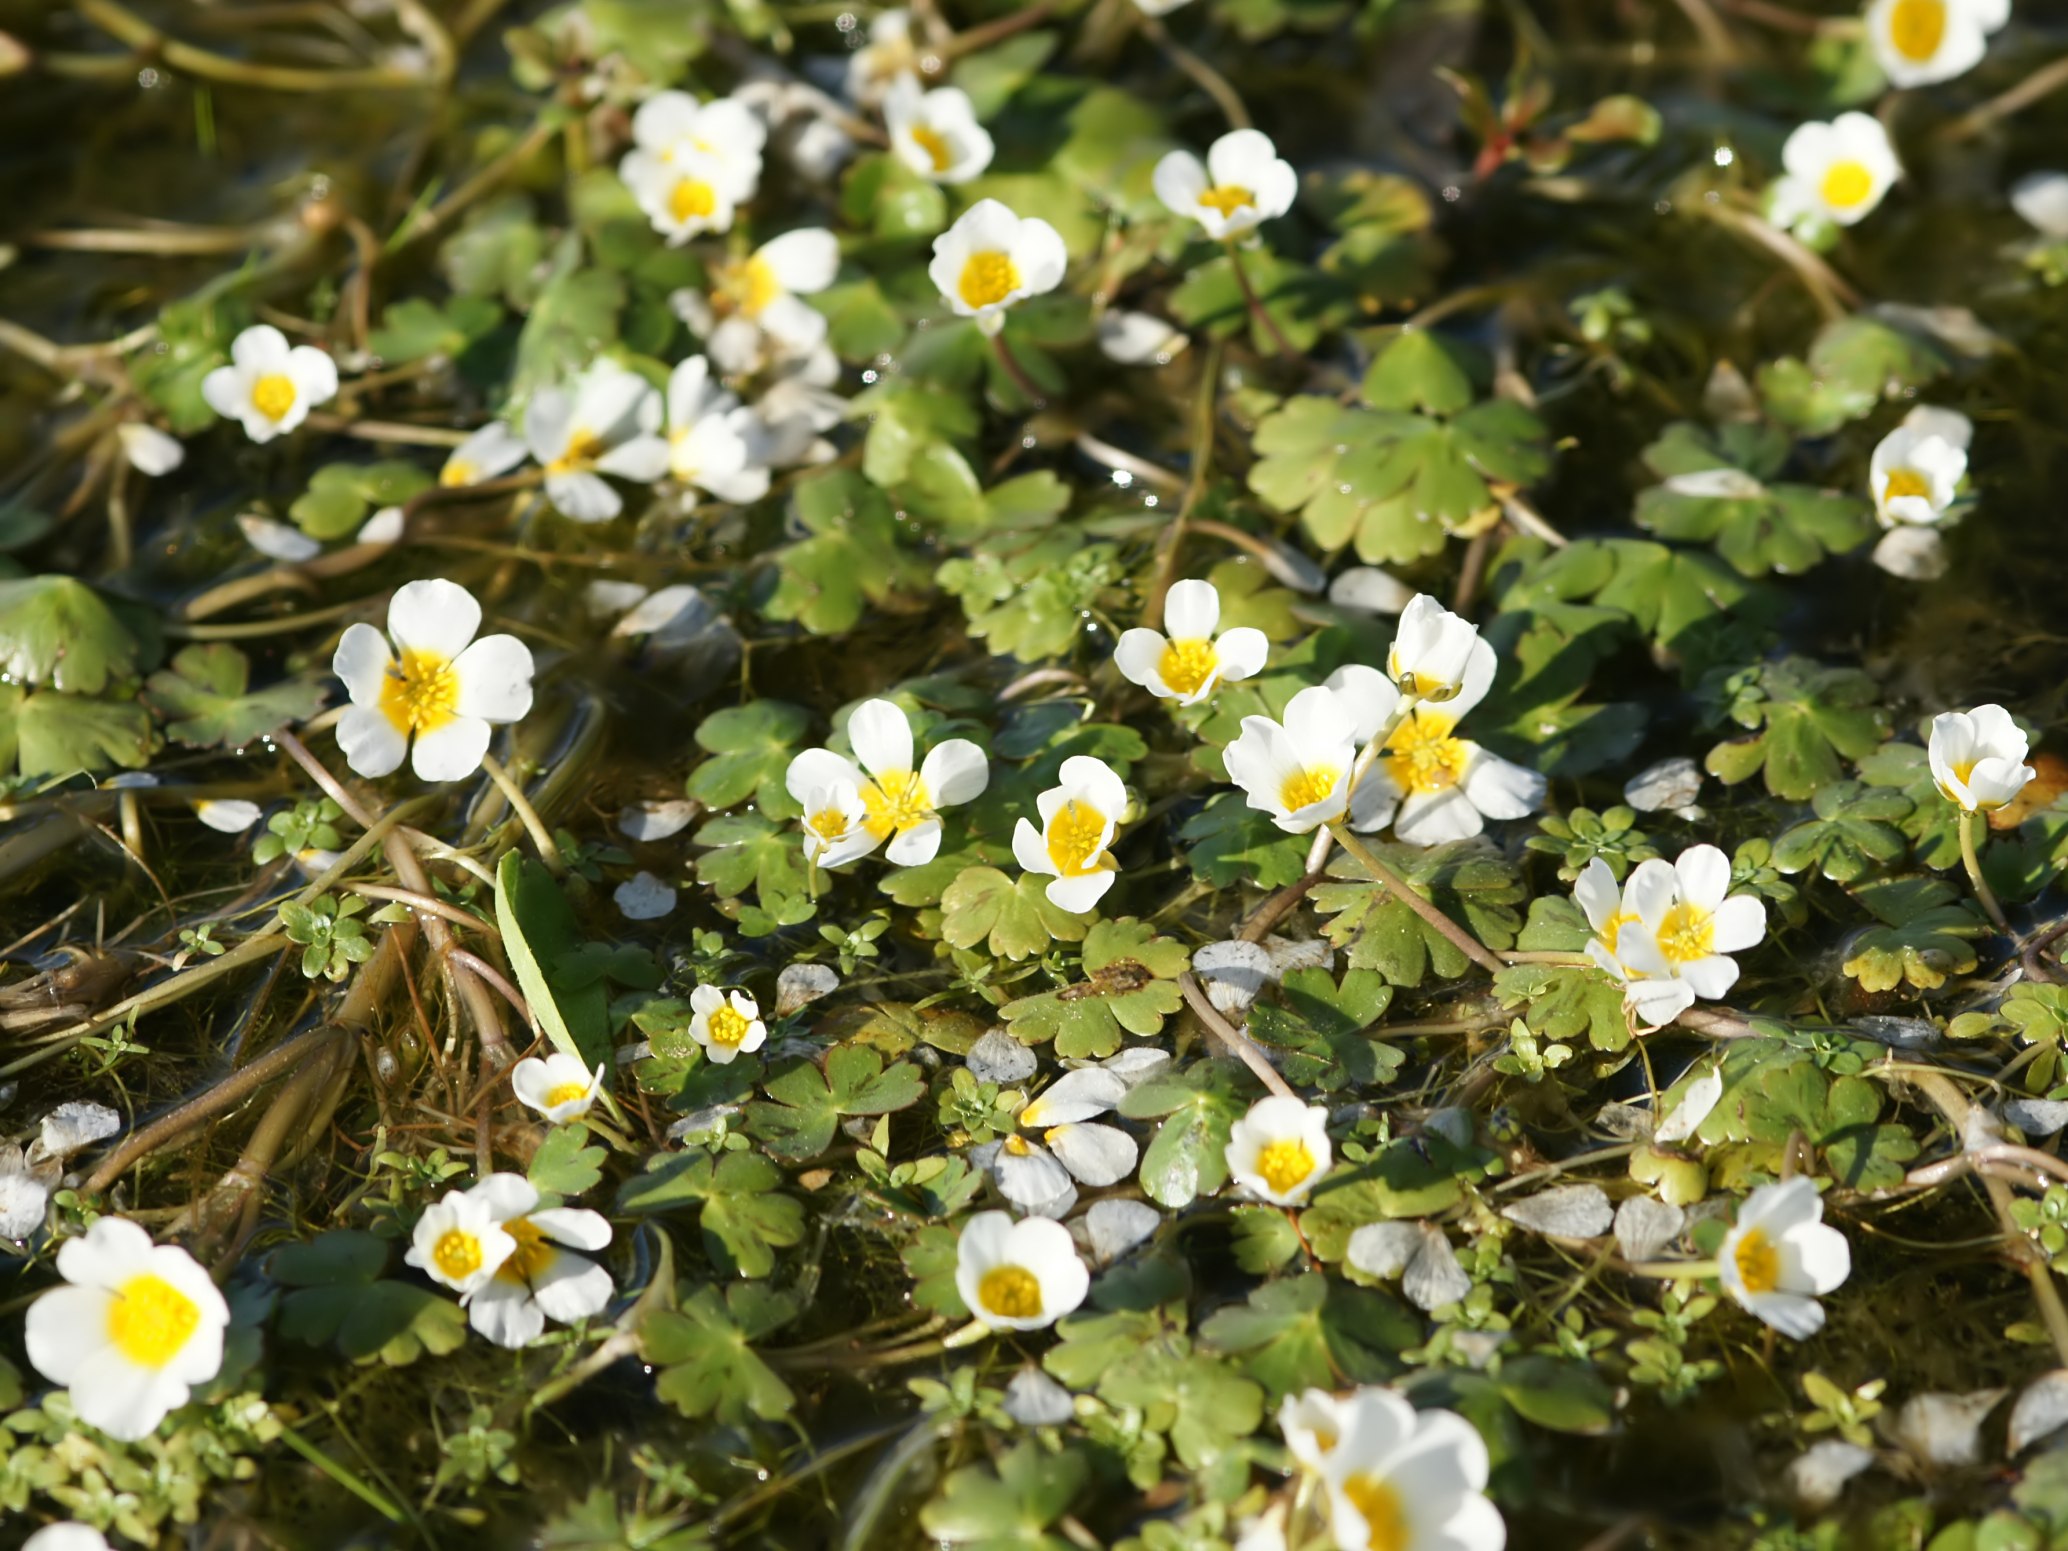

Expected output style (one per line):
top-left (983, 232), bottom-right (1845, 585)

top-left (1324, 824), bottom-right (1508, 977)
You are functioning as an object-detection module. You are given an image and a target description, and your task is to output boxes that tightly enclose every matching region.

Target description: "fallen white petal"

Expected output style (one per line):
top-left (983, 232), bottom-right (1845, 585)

top-left (614, 872), bottom-right (677, 920)
top-left (966, 1028), bottom-right (1038, 1087)
top-left (617, 800), bottom-right (698, 841)
top-left (1613, 1197), bottom-right (1685, 1262)
top-left (1500, 1183), bottom-right (1612, 1238)
top-left (2010, 1371), bottom-right (2068, 1454)
top-left (1003, 1366), bottom-right (1076, 1426)
top-left (776, 962), bottom-right (840, 1017)
top-left (1894, 1389), bottom-right (2004, 1468)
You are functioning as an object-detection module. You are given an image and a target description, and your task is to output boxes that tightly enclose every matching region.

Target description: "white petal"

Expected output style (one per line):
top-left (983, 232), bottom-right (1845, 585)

top-left (450, 634), bottom-right (535, 723)
top-left (920, 738), bottom-right (989, 807)
top-left (1163, 579), bottom-right (1221, 640)
top-left (409, 716), bottom-right (493, 783)
top-left (885, 817), bottom-right (942, 866)
top-left (847, 698), bottom-right (913, 779)
top-left (336, 704), bottom-right (408, 780)
top-left (387, 578), bottom-right (481, 661)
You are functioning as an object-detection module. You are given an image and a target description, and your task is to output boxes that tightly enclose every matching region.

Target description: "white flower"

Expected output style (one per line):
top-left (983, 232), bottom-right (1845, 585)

top-left (1225, 1095), bottom-right (1333, 1206)
top-left (975, 1134), bottom-right (1078, 1217)
top-left (455, 1174), bottom-right (613, 1349)
top-left (23, 1525), bottom-right (114, 1551)
top-left (24, 1217), bottom-right (229, 1441)
top-left (928, 199), bottom-right (1068, 336)
top-left (1012, 755), bottom-right (1128, 914)
top-left (524, 361), bottom-right (670, 522)
top-left (1866, 0), bottom-right (2006, 87)
top-left (1581, 847), bottom-right (1768, 1028)
top-left (689, 985), bottom-right (767, 1065)
top-left (1772, 113), bottom-right (1901, 229)
top-left (1153, 129), bottom-right (1298, 241)
top-left (954, 1210), bottom-right (1090, 1331)
top-left (1929, 703), bottom-right (2034, 812)
top-left (1329, 664), bottom-right (1545, 846)
top-left (1870, 406), bottom-right (1971, 527)
top-left (406, 1185), bottom-right (516, 1294)
top-left (663, 355), bottom-right (772, 502)
top-left (1225, 685), bottom-right (1360, 834)
top-left (886, 75), bottom-right (994, 184)
top-left (1115, 578), bottom-right (1270, 705)
top-left (1281, 1387), bottom-right (1357, 1472)
top-left (784, 698), bottom-right (990, 866)
top-left (681, 229), bottom-right (843, 373)
top-left (2013, 172), bottom-right (2068, 239)
top-left (1321, 1389), bottom-right (1506, 1551)
top-left (754, 345), bottom-right (847, 465)
top-left (619, 92), bottom-right (765, 243)
top-left (333, 578), bottom-right (535, 782)
top-left (439, 421), bottom-right (530, 488)
top-left (845, 13), bottom-right (919, 105)
top-left (202, 324), bottom-right (338, 443)
top-left (117, 423), bottom-right (185, 477)
top-left (1717, 1177), bottom-right (1851, 1339)
top-left (1385, 594), bottom-right (1496, 704)
top-left (511, 1052), bottom-right (606, 1122)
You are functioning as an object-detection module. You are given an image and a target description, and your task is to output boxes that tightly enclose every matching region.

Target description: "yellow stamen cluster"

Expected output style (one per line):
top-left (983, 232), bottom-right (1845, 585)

top-left (1820, 160), bottom-right (1874, 210)
top-left (1382, 715), bottom-right (1471, 796)
top-left (107, 1273), bottom-right (202, 1367)
top-left (1157, 638), bottom-right (1218, 698)
top-left (1279, 767), bottom-right (1340, 814)
top-left (497, 1218), bottom-right (557, 1285)
top-left (1197, 184), bottom-right (1255, 218)
top-left (706, 1004), bottom-right (752, 1048)
top-left (378, 648), bottom-right (461, 737)
top-left (910, 124), bottom-right (953, 173)
top-left (1254, 1138), bottom-right (1316, 1196)
top-left (434, 1229), bottom-right (482, 1283)
top-left (1045, 800), bottom-right (1108, 876)
top-left (1733, 1226), bottom-right (1780, 1294)
top-left (251, 374), bottom-right (298, 421)
top-left (958, 251), bottom-right (1020, 309)
top-left (1887, 0), bottom-right (1946, 59)
top-left (669, 177), bottom-right (717, 223)
top-left (977, 1264), bottom-right (1043, 1319)
top-left (1881, 468), bottom-right (1931, 502)
top-left (1337, 1474), bottom-right (1410, 1551)
top-left (1654, 901), bottom-right (1715, 964)
top-left (861, 769), bottom-right (932, 837)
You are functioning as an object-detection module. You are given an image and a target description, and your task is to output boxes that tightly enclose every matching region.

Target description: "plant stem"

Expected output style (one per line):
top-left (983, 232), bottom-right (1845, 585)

top-left (1177, 973), bottom-right (1298, 1100)
top-left (1142, 338), bottom-right (1224, 629)
top-left (75, 0), bottom-right (431, 91)
top-left (1137, 12), bottom-right (1249, 129)
top-left (990, 328), bottom-right (1045, 404)
top-left (480, 752), bottom-right (565, 875)
top-left (1325, 824), bottom-right (1506, 976)
top-left (1960, 809), bottom-right (2010, 932)
top-left (1226, 242), bottom-right (1299, 361)
top-left (1942, 48), bottom-right (2068, 142)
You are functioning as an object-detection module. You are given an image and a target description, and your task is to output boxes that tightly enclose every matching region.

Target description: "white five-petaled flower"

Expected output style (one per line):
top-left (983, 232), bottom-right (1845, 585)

top-left (407, 1184), bottom-right (516, 1294)
top-left (525, 361), bottom-right (670, 522)
top-left (1011, 1066), bottom-right (1138, 1196)
top-left (1870, 405), bottom-right (1971, 528)
top-left (439, 421), bottom-right (530, 489)
top-left (24, 1217), bottom-right (229, 1442)
top-left (24, 1526), bottom-right (114, 1551)
top-left (885, 75), bottom-right (994, 185)
top-left (1225, 1095), bottom-right (1333, 1206)
top-left (1280, 1387), bottom-right (1357, 1472)
top-left (954, 1210), bottom-right (1090, 1332)
top-left (1928, 703), bottom-right (2034, 813)
top-left (689, 985), bottom-right (768, 1065)
top-left (1771, 113), bottom-right (1901, 231)
top-left (619, 92), bottom-right (765, 244)
top-left (683, 228), bottom-right (843, 373)
top-left (202, 324), bottom-right (339, 443)
top-left (117, 423), bottom-right (185, 477)
top-left (453, 1174), bottom-right (613, 1349)
top-left (1225, 685), bottom-right (1360, 834)
top-left (1115, 577), bottom-right (1270, 705)
top-left (1153, 128), bottom-right (1298, 241)
top-left (1326, 666), bottom-right (1545, 847)
top-left (1577, 846), bottom-right (1768, 1028)
top-left (1013, 755), bottom-right (1128, 914)
top-left (664, 356), bottom-right (772, 503)
top-left (511, 1051), bottom-right (607, 1123)
top-left (333, 578), bottom-right (535, 782)
top-left (784, 698), bottom-right (990, 867)
top-left (845, 11), bottom-right (920, 106)
top-left (1321, 1388), bottom-right (1507, 1551)
top-left (1717, 1177), bottom-right (1851, 1339)
top-left (1866, 0), bottom-right (2007, 87)
top-left (929, 199), bottom-right (1068, 336)
top-left (1385, 594), bottom-right (1496, 704)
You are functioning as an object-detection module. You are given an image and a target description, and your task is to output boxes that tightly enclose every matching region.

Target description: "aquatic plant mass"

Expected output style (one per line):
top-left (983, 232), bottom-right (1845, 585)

top-left (1, 0), bottom-right (2066, 1544)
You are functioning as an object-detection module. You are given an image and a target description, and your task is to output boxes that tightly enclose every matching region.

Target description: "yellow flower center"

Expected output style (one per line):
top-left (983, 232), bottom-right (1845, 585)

top-left (544, 1081), bottom-right (591, 1108)
top-left (1255, 1138), bottom-right (1316, 1196)
top-left (1733, 1225), bottom-right (1780, 1295)
top-left (1309, 1422), bottom-right (1339, 1453)
top-left (1337, 1473), bottom-right (1410, 1551)
top-left (1882, 468), bottom-right (1931, 503)
top-left (669, 176), bottom-right (717, 224)
top-left (1888, 0), bottom-right (1946, 59)
top-left (958, 250), bottom-right (1021, 310)
top-left (1045, 799), bottom-right (1109, 877)
top-left (1655, 901), bottom-right (1715, 964)
top-left (251, 373), bottom-right (298, 422)
top-left (546, 428), bottom-right (605, 476)
top-left (377, 646), bottom-right (461, 737)
top-left (716, 254), bottom-right (783, 320)
top-left (495, 1217), bottom-right (558, 1286)
top-left (809, 805), bottom-right (851, 839)
top-left (1820, 159), bottom-right (1875, 211)
top-left (861, 768), bottom-right (932, 837)
top-left (706, 1003), bottom-right (751, 1048)
top-left (1382, 714), bottom-right (1471, 796)
top-left (977, 1264), bottom-right (1044, 1320)
top-left (106, 1272), bottom-right (202, 1368)
top-left (440, 459), bottom-right (476, 489)
top-left (433, 1228), bottom-right (483, 1283)
top-left (1598, 908), bottom-right (1640, 958)
top-left (1157, 637), bottom-right (1219, 697)
top-left (1197, 184), bottom-right (1255, 218)
top-left (1279, 766), bottom-right (1341, 814)
top-left (910, 124), bottom-right (953, 173)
